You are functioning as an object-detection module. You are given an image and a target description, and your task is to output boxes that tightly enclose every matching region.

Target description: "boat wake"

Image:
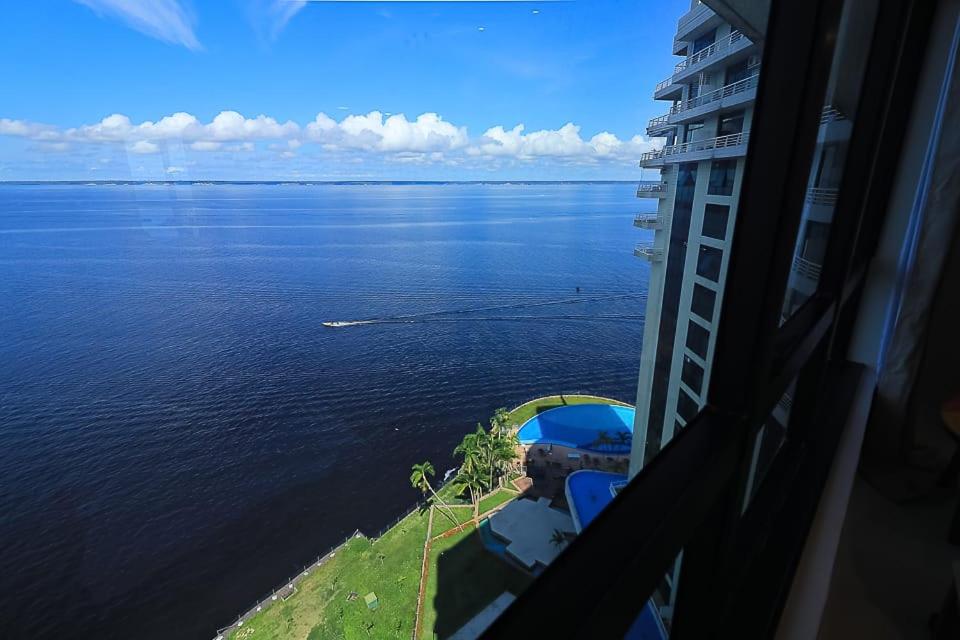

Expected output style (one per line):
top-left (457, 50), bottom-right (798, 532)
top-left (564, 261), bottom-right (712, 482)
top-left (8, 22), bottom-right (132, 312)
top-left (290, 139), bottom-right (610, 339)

top-left (322, 293), bottom-right (643, 328)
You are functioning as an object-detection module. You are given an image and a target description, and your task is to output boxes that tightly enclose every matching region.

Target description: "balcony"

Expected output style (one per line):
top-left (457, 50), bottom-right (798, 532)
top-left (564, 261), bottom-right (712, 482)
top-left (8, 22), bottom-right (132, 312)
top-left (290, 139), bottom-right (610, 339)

top-left (654, 76), bottom-right (683, 101)
top-left (646, 113), bottom-right (673, 136)
top-left (675, 2), bottom-right (718, 42)
top-left (636, 182), bottom-right (668, 198)
top-left (792, 255), bottom-right (822, 281)
top-left (634, 243), bottom-right (664, 262)
top-left (639, 132), bottom-right (749, 167)
top-left (668, 72), bottom-right (760, 122)
top-left (634, 214), bottom-right (669, 230)
top-left (672, 31), bottom-right (753, 83)
top-left (806, 187), bottom-right (839, 206)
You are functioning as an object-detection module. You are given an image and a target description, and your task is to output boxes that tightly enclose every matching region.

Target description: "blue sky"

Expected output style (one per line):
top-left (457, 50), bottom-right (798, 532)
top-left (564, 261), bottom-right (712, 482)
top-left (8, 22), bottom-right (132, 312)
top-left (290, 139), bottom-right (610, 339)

top-left (0, 0), bottom-right (685, 180)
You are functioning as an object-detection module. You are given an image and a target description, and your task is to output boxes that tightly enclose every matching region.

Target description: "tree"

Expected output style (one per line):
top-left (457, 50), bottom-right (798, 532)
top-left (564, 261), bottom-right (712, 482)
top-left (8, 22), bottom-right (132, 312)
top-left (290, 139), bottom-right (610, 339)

top-left (410, 461), bottom-right (458, 525)
top-left (451, 465), bottom-right (485, 508)
top-left (593, 430), bottom-right (614, 451)
top-left (550, 528), bottom-right (569, 549)
top-left (490, 407), bottom-right (512, 437)
top-left (615, 431), bottom-right (632, 449)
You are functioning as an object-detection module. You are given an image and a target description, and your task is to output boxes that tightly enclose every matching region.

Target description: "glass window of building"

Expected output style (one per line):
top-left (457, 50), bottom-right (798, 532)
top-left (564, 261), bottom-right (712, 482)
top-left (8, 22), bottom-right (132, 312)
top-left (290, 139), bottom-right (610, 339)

top-left (725, 59), bottom-right (752, 84)
top-left (685, 122), bottom-right (705, 143)
top-left (681, 356), bottom-right (705, 395)
top-left (696, 245), bottom-right (723, 282)
top-left (692, 29), bottom-right (717, 54)
top-left (677, 388), bottom-right (699, 423)
top-left (686, 320), bottom-right (710, 360)
top-left (707, 159), bottom-right (737, 195)
top-left (691, 284), bottom-right (716, 321)
top-left (718, 110), bottom-right (745, 136)
top-left (702, 204), bottom-right (730, 240)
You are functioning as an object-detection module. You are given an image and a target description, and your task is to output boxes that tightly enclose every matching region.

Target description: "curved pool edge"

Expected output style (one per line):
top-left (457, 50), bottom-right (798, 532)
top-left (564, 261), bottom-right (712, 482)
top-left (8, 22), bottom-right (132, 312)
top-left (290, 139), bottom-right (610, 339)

top-left (516, 403), bottom-right (636, 453)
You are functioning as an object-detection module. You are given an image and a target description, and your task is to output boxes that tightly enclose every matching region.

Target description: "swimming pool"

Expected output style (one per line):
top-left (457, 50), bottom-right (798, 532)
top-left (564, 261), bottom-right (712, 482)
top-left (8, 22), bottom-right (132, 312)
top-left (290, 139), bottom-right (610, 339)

top-left (564, 470), bottom-right (628, 532)
top-left (516, 403), bottom-right (635, 453)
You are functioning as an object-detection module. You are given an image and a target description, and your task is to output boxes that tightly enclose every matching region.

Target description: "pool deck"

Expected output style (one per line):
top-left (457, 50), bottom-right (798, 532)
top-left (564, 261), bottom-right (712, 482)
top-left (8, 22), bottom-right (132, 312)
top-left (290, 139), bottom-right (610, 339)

top-left (488, 497), bottom-right (575, 571)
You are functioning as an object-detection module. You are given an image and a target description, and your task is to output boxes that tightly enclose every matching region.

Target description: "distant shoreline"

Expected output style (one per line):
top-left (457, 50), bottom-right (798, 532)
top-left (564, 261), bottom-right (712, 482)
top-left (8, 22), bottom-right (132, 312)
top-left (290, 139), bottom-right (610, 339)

top-left (0, 179), bottom-right (649, 186)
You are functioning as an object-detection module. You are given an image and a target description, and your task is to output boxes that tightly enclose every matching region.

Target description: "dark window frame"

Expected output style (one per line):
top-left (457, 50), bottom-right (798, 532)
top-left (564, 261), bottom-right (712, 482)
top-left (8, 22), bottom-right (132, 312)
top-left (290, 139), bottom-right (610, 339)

top-left (484, 1), bottom-right (935, 638)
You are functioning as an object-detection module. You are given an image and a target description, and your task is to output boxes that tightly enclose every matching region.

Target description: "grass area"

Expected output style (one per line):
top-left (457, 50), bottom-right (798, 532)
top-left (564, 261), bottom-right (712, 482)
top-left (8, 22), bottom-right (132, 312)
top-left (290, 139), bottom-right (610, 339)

top-left (223, 394), bottom-right (624, 640)
top-left (419, 525), bottom-right (533, 640)
top-left (227, 510), bottom-right (429, 640)
top-left (431, 505), bottom-right (475, 537)
top-left (507, 394), bottom-right (632, 427)
top-left (477, 488), bottom-right (517, 515)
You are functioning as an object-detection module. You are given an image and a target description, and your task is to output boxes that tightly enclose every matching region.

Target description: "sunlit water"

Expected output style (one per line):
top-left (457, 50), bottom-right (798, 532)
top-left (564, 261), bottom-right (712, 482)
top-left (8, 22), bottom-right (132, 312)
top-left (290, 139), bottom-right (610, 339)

top-left (0, 182), bottom-right (654, 638)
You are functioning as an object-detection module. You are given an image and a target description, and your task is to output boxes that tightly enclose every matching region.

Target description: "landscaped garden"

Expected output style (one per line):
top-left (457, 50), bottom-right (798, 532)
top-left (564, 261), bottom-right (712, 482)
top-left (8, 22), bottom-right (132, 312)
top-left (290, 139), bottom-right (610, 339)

top-left (224, 395), bottom-right (628, 640)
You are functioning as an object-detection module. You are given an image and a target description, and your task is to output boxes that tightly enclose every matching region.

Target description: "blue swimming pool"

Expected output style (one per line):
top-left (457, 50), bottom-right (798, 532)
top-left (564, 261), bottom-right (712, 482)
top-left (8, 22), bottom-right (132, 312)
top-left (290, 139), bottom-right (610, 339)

top-left (565, 470), bottom-right (628, 532)
top-left (516, 403), bottom-right (635, 453)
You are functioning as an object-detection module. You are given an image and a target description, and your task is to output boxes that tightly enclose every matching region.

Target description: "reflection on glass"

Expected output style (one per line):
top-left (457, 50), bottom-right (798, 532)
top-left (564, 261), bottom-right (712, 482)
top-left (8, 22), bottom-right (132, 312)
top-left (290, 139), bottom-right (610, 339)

top-left (780, 0), bottom-right (880, 322)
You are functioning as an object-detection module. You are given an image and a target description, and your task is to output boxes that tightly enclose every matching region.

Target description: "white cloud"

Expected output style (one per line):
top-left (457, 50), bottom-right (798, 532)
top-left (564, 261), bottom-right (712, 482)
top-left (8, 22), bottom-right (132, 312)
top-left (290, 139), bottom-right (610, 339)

top-left (470, 123), bottom-right (659, 162)
top-left (166, 165), bottom-right (186, 174)
top-left (0, 110), bottom-right (659, 167)
top-left (74, 0), bottom-right (201, 51)
top-left (129, 140), bottom-right (159, 154)
top-left (265, 0), bottom-right (307, 38)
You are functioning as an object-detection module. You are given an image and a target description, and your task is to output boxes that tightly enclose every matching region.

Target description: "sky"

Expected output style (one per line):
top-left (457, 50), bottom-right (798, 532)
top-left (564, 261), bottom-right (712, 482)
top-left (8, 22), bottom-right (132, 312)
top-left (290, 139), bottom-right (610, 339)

top-left (0, 0), bottom-right (685, 181)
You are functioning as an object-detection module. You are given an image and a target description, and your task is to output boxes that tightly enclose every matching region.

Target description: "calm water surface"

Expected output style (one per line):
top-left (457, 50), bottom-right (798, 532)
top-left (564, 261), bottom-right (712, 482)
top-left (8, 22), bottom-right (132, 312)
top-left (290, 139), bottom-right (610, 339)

top-left (0, 183), bottom-right (654, 638)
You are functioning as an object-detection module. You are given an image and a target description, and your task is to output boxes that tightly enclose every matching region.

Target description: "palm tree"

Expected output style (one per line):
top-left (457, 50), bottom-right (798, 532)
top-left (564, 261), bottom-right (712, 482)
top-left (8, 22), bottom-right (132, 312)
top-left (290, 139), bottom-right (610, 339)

top-left (454, 433), bottom-right (486, 504)
top-left (451, 466), bottom-right (484, 508)
top-left (593, 430), bottom-right (614, 451)
top-left (550, 528), bottom-right (569, 549)
top-left (410, 461), bottom-right (458, 525)
top-left (615, 431), bottom-right (632, 450)
top-left (490, 407), bottom-right (511, 438)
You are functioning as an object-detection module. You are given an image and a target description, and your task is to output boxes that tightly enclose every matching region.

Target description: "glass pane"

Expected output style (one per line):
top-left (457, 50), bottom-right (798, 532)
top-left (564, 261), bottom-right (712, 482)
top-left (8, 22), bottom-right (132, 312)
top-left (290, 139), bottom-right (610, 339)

top-left (702, 204), bottom-right (730, 240)
top-left (632, 0), bottom-right (768, 471)
top-left (696, 245), bottom-right (723, 281)
top-left (686, 320), bottom-right (710, 360)
top-left (691, 283), bottom-right (717, 321)
top-left (779, 0), bottom-right (881, 323)
top-left (743, 380), bottom-right (797, 510)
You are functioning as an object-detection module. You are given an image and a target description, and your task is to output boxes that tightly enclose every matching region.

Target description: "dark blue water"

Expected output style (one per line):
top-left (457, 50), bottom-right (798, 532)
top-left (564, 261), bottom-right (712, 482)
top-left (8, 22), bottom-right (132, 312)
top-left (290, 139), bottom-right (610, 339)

top-left (0, 183), bottom-right (653, 639)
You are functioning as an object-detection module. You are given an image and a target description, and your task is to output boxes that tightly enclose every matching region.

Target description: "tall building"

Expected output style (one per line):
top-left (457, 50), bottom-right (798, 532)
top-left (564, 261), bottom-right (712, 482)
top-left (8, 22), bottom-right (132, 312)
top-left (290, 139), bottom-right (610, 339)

top-left (630, 1), bottom-right (762, 473)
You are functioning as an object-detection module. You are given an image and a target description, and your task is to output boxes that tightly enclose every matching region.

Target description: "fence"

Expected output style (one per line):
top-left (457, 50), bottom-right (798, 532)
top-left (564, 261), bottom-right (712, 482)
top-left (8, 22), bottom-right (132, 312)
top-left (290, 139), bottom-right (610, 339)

top-left (214, 394), bottom-right (631, 638)
top-left (212, 500), bottom-right (427, 640)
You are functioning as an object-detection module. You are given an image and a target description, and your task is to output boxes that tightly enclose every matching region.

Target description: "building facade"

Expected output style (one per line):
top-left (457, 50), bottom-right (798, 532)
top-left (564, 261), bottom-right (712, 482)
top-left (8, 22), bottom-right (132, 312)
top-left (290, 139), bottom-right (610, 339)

top-left (630, 1), bottom-right (762, 474)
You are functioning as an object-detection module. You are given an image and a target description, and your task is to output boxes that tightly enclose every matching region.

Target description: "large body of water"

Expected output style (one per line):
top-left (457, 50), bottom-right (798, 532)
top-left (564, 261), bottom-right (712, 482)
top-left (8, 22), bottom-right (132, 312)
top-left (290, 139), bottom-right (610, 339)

top-left (0, 183), bottom-right (654, 639)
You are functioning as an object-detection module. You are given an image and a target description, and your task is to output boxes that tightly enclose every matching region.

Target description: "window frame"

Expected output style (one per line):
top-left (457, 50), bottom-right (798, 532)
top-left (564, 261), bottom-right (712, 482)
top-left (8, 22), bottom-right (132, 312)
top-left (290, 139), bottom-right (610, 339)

top-left (483, 1), bottom-right (936, 637)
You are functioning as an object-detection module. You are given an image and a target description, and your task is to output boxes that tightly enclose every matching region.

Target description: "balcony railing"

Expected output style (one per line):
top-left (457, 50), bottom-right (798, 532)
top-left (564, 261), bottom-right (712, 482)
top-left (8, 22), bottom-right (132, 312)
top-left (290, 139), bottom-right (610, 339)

top-left (677, 1), bottom-right (711, 31)
top-left (640, 132), bottom-right (749, 165)
top-left (820, 105), bottom-right (847, 124)
top-left (670, 73), bottom-right (760, 116)
top-left (655, 76), bottom-right (676, 94)
top-left (675, 31), bottom-right (746, 74)
top-left (647, 113), bottom-right (672, 131)
top-left (806, 187), bottom-right (838, 206)
top-left (636, 182), bottom-right (668, 198)
top-left (634, 214), bottom-right (669, 230)
top-left (634, 243), bottom-right (664, 262)
top-left (792, 254), bottom-right (822, 280)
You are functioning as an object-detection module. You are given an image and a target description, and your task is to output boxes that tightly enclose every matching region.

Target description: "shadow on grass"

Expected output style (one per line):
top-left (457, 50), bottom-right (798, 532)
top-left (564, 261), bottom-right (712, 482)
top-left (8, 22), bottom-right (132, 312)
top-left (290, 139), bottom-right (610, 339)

top-left (428, 527), bottom-right (532, 639)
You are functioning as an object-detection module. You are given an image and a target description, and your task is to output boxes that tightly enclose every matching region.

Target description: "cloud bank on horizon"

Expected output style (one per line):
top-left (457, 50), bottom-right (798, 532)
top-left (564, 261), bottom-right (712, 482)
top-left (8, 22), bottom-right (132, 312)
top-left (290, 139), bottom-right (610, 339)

top-left (0, 110), bottom-right (660, 173)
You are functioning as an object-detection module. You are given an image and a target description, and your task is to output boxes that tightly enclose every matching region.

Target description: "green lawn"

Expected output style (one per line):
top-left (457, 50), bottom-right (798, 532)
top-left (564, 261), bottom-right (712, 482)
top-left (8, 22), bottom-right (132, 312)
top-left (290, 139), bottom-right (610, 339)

top-left (431, 505), bottom-right (475, 537)
top-left (507, 394), bottom-right (632, 426)
top-left (222, 394), bottom-right (627, 640)
top-left (477, 488), bottom-right (516, 515)
top-left (227, 510), bottom-right (429, 640)
top-left (418, 525), bottom-right (533, 640)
